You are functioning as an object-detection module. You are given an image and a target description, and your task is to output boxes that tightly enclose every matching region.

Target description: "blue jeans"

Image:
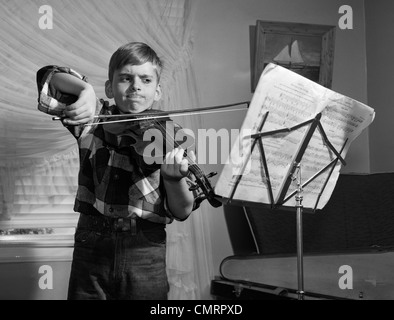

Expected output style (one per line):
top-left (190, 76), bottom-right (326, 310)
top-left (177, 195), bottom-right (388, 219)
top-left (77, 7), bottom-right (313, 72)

top-left (67, 214), bottom-right (169, 300)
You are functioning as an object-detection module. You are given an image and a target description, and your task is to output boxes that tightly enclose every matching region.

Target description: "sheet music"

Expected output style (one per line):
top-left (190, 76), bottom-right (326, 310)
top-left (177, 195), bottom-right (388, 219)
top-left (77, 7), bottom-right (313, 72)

top-left (215, 63), bottom-right (375, 210)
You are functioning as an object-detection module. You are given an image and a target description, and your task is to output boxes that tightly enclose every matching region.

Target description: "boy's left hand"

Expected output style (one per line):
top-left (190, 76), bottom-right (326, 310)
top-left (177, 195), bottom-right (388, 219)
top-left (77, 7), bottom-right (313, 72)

top-left (161, 148), bottom-right (195, 181)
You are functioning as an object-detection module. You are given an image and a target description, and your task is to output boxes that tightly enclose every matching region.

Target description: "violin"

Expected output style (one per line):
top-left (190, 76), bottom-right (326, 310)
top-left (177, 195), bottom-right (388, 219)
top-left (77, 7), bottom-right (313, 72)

top-left (99, 109), bottom-right (223, 209)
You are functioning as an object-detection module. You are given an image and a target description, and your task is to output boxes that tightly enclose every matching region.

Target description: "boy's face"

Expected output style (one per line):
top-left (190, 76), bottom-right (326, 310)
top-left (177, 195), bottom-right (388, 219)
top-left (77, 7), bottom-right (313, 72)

top-left (106, 62), bottom-right (161, 114)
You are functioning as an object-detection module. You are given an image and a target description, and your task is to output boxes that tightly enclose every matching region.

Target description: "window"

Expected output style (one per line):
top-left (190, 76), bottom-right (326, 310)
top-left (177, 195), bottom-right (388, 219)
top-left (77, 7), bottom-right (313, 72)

top-left (0, 155), bottom-right (79, 247)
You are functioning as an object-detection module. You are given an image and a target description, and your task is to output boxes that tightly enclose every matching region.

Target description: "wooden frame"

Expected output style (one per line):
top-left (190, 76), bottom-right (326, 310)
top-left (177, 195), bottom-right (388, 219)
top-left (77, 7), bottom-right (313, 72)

top-left (252, 20), bottom-right (336, 92)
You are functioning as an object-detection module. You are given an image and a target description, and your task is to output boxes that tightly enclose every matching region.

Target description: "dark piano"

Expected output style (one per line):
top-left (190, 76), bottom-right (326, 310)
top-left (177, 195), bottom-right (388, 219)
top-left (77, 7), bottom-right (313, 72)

top-left (211, 172), bottom-right (394, 300)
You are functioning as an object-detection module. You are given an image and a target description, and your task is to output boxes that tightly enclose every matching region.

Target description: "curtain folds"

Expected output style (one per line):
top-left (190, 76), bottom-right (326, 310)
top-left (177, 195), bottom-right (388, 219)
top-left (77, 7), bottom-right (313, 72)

top-left (0, 0), bottom-right (213, 299)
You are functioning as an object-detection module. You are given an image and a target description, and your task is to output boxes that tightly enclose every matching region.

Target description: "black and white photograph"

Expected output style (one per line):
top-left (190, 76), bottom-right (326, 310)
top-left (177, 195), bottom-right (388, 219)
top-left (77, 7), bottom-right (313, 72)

top-left (0, 0), bottom-right (393, 308)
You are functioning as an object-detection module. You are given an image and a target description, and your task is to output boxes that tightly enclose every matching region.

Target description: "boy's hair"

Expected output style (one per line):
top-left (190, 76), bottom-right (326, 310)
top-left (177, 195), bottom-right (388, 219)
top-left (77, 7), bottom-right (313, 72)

top-left (108, 42), bottom-right (163, 82)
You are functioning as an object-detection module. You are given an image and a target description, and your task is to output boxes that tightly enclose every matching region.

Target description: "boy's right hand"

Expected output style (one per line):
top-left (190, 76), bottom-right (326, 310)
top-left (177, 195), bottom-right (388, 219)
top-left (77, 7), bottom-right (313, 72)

top-left (63, 84), bottom-right (97, 126)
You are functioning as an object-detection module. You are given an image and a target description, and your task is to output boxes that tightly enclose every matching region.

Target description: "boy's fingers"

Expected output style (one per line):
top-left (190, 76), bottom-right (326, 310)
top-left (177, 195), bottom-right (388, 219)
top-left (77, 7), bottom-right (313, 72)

top-left (174, 148), bottom-right (189, 177)
top-left (71, 110), bottom-right (94, 120)
top-left (64, 108), bottom-right (82, 118)
top-left (188, 150), bottom-right (196, 162)
top-left (66, 99), bottom-right (83, 111)
top-left (63, 112), bottom-right (93, 125)
top-left (174, 148), bottom-right (185, 164)
top-left (179, 159), bottom-right (189, 176)
top-left (63, 119), bottom-right (85, 126)
top-left (65, 102), bottom-right (95, 120)
top-left (163, 149), bottom-right (172, 166)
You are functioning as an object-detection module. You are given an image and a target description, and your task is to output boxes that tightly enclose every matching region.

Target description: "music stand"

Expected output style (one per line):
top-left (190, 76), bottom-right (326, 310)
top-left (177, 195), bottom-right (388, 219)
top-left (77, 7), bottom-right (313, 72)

top-left (227, 111), bottom-right (347, 300)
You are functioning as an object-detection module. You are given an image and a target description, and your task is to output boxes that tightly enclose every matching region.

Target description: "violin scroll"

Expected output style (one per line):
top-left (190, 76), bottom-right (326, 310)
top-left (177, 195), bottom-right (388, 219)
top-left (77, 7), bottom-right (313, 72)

top-left (188, 164), bottom-right (222, 209)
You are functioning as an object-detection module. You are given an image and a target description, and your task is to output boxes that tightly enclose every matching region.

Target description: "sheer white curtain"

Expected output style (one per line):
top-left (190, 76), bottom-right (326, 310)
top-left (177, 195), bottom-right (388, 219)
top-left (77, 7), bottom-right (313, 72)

top-left (0, 0), bottom-right (213, 299)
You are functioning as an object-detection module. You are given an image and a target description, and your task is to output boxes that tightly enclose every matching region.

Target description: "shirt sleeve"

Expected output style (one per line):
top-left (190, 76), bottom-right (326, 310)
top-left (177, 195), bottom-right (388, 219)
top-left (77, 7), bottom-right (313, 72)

top-left (36, 65), bottom-right (103, 139)
top-left (36, 65), bottom-right (88, 116)
top-left (162, 176), bottom-right (200, 223)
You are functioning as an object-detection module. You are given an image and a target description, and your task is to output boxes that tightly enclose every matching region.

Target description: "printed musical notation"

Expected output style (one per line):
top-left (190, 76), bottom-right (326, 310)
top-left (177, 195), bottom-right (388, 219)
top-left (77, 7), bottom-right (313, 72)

top-left (215, 63), bottom-right (375, 210)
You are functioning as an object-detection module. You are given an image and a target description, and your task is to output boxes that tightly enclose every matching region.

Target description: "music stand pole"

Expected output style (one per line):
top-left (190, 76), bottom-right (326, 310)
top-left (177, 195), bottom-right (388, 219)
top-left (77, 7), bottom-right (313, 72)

top-left (294, 163), bottom-right (305, 300)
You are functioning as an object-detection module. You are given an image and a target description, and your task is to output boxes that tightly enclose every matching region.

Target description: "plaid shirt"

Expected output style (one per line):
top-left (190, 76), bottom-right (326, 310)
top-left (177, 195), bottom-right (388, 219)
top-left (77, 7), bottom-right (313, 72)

top-left (37, 66), bottom-right (195, 224)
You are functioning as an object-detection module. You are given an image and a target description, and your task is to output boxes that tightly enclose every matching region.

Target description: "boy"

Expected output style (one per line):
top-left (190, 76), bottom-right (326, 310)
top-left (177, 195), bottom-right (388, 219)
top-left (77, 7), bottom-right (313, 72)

top-left (36, 42), bottom-right (197, 300)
